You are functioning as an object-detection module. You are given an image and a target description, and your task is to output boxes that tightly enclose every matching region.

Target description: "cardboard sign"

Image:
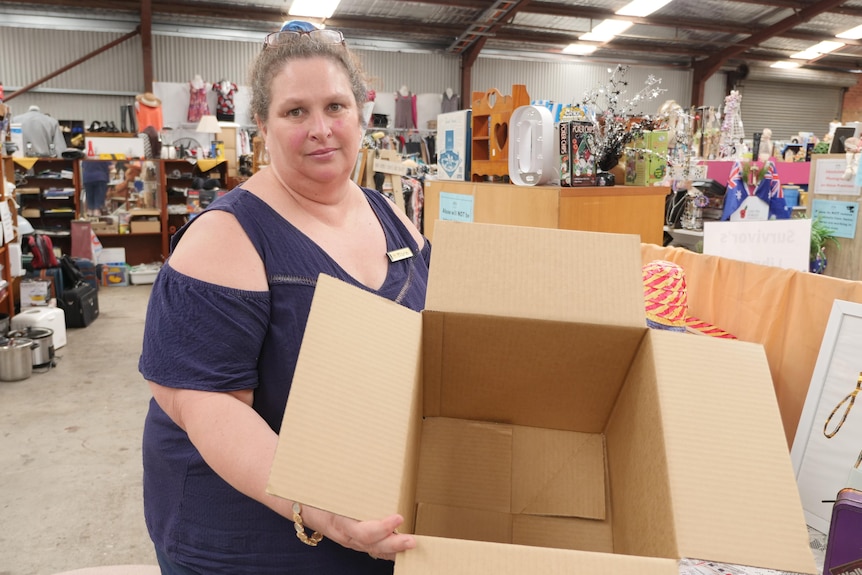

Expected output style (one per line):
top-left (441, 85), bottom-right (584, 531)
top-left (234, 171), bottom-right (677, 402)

top-left (703, 218), bottom-right (811, 271)
top-left (439, 192), bottom-right (474, 222)
top-left (812, 199), bottom-right (859, 239)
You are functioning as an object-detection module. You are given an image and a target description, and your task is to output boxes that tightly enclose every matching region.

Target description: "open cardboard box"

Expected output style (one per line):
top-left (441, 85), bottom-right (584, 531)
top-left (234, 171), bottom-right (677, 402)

top-left (268, 221), bottom-right (816, 575)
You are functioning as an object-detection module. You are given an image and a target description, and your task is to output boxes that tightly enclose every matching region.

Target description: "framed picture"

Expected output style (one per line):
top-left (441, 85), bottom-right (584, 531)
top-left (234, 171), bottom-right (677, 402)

top-left (791, 299), bottom-right (862, 534)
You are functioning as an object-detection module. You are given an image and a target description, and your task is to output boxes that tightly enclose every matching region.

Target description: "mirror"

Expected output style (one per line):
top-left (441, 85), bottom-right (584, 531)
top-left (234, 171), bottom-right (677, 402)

top-left (81, 159), bottom-right (160, 216)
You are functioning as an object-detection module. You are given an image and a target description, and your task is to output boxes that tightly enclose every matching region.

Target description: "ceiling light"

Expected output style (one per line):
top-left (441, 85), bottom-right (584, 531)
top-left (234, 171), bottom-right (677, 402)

top-left (615, 0), bottom-right (674, 18)
top-left (837, 25), bottom-right (862, 40)
top-left (562, 43), bottom-right (597, 55)
top-left (579, 19), bottom-right (633, 42)
top-left (288, 0), bottom-right (340, 19)
top-left (771, 61), bottom-right (801, 69)
top-left (809, 40), bottom-right (845, 53)
top-left (791, 50), bottom-right (820, 60)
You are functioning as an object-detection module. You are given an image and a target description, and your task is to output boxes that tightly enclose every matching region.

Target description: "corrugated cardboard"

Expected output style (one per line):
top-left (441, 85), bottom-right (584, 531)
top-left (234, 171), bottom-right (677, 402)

top-left (268, 221), bottom-right (817, 575)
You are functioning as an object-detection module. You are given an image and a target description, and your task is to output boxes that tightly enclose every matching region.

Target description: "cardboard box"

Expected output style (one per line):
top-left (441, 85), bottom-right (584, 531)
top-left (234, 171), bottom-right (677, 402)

top-left (436, 110), bottom-right (472, 181)
top-left (569, 120), bottom-right (597, 186)
top-left (99, 262), bottom-right (128, 286)
top-left (559, 121), bottom-right (571, 187)
top-left (268, 221), bottom-right (816, 575)
top-left (129, 209), bottom-right (161, 234)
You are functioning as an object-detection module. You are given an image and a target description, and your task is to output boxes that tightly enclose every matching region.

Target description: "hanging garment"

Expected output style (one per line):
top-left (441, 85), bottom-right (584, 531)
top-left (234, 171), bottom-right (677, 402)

top-left (213, 80), bottom-right (238, 122)
top-left (188, 80), bottom-right (210, 123)
top-left (394, 92), bottom-right (417, 130)
top-left (441, 91), bottom-right (459, 114)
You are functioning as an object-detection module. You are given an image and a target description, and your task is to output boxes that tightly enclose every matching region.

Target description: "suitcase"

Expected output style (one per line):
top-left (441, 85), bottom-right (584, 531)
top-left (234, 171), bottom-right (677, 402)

top-left (58, 283), bottom-right (99, 328)
top-left (823, 487), bottom-right (862, 575)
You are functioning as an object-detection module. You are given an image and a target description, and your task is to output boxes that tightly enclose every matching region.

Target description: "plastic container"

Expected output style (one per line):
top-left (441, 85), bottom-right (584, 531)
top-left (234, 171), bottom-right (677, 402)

top-left (11, 306), bottom-right (67, 349)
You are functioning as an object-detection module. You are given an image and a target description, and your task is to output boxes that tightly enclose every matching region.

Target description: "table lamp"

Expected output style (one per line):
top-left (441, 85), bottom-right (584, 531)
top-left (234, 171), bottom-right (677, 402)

top-left (195, 115), bottom-right (222, 158)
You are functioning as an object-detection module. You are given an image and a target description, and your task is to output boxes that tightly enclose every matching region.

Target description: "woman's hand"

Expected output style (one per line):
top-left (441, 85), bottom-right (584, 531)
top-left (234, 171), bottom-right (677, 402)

top-left (303, 506), bottom-right (416, 561)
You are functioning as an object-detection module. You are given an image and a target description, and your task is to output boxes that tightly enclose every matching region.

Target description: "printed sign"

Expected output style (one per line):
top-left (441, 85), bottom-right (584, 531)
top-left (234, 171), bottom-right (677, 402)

top-left (703, 218), bottom-right (811, 271)
top-left (812, 199), bottom-right (859, 239)
top-left (813, 158), bottom-right (859, 196)
top-left (439, 192), bottom-right (474, 223)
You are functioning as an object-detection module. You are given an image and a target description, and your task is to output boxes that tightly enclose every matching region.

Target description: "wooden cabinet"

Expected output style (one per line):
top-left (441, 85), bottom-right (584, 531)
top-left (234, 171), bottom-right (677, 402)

top-left (1, 155), bottom-right (18, 318)
top-left (423, 180), bottom-right (667, 245)
top-left (13, 157), bottom-right (79, 253)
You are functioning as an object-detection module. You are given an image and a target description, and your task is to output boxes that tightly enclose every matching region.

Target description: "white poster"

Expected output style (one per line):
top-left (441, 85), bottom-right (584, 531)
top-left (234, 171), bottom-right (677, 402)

top-left (813, 158), bottom-right (859, 196)
top-left (702, 218), bottom-right (810, 271)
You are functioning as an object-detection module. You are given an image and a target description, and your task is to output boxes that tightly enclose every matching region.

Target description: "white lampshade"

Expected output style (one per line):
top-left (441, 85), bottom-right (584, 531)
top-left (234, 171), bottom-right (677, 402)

top-left (195, 115), bottom-right (221, 134)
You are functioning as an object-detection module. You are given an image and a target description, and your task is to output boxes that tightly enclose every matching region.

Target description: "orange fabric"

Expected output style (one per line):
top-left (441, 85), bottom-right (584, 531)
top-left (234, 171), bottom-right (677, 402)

top-left (135, 102), bottom-right (163, 131)
top-left (641, 244), bottom-right (862, 447)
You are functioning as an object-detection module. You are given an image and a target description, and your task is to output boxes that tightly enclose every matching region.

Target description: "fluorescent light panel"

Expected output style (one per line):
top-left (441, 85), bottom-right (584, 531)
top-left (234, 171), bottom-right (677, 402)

top-left (288, 0), bottom-right (340, 19)
top-left (562, 43), bottom-right (597, 55)
top-left (580, 19), bottom-right (633, 42)
top-left (791, 50), bottom-right (821, 60)
top-left (837, 25), bottom-right (862, 40)
top-left (616, 0), bottom-right (674, 18)
top-left (809, 40), bottom-right (845, 53)
top-left (771, 61), bottom-right (800, 69)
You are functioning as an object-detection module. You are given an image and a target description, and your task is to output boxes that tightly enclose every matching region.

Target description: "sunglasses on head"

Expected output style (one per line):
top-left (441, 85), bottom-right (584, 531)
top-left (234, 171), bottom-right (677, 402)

top-left (263, 28), bottom-right (345, 48)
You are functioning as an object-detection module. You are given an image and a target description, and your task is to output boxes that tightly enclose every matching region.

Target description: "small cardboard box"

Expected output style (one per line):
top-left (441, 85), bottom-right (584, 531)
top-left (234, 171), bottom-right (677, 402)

top-left (558, 121), bottom-right (572, 187)
top-left (268, 222), bottom-right (816, 575)
top-left (129, 209), bottom-right (161, 234)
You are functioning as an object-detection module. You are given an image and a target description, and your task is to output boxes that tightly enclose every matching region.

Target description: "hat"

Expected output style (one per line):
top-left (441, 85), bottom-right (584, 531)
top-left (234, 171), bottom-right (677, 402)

top-left (642, 260), bottom-right (737, 339)
top-left (135, 92), bottom-right (161, 108)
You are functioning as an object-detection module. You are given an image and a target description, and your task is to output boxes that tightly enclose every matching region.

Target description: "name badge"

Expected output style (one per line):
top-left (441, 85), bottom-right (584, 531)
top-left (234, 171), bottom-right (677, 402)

top-left (386, 247), bottom-right (413, 262)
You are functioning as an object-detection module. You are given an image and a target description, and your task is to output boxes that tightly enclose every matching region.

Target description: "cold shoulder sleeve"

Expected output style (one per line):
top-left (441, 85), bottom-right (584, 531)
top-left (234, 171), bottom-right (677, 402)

top-left (139, 264), bottom-right (270, 392)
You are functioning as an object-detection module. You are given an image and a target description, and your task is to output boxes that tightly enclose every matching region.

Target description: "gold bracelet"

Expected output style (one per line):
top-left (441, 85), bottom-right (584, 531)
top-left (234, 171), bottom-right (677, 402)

top-left (292, 502), bottom-right (323, 546)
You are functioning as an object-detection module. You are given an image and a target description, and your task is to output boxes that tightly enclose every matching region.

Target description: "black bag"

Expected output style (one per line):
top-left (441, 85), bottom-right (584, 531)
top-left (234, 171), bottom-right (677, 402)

top-left (27, 234), bottom-right (60, 269)
top-left (58, 283), bottom-right (99, 328)
top-left (60, 254), bottom-right (86, 288)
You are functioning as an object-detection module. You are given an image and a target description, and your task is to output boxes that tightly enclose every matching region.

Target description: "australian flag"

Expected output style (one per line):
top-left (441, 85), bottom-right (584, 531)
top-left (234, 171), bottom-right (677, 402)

top-left (720, 160), bottom-right (791, 220)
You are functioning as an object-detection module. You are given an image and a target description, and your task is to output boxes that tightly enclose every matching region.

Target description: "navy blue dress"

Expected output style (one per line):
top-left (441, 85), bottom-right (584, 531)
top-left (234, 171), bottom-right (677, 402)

top-left (139, 186), bottom-right (430, 574)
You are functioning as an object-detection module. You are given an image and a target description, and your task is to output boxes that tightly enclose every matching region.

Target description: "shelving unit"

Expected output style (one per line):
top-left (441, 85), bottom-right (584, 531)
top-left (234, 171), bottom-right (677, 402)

top-left (1, 155), bottom-right (18, 318)
top-left (13, 157), bottom-right (79, 254)
top-left (160, 158), bottom-right (227, 258)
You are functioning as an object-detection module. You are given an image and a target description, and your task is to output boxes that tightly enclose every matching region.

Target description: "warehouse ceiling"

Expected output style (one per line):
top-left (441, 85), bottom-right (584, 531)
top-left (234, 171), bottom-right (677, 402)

top-left (4, 0), bottom-right (862, 76)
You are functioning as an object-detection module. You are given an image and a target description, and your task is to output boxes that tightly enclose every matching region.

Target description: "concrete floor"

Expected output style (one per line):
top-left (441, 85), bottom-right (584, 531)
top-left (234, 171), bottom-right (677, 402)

top-left (1, 285), bottom-right (158, 575)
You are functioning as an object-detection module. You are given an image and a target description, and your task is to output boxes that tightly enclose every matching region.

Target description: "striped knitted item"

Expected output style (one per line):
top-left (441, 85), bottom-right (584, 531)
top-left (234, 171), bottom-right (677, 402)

top-left (642, 260), bottom-right (687, 332)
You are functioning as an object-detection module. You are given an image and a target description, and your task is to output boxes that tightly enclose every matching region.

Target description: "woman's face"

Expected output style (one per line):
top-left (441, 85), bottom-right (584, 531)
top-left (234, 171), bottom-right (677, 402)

top-left (261, 56), bottom-right (362, 190)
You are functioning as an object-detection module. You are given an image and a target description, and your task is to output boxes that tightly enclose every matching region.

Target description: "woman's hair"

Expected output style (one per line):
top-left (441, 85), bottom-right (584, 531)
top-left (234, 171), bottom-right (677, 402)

top-left (249, 37), bottom-right (369, 128)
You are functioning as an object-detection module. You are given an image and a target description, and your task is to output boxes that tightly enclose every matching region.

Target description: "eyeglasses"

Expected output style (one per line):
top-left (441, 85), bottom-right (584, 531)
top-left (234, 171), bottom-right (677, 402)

top-left (263, 28), bottom-right (344, 47)
top-left (823, 372), bottom-right (862, 438)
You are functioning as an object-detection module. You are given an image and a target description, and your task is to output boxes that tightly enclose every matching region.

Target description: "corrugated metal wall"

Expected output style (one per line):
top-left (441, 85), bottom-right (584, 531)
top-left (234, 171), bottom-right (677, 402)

top-left (471, 58), bottom-right (698, 113)
top-left (737, 80), bottom-right (843, 141)
top-left (0, 24), bottom-right (804, 133)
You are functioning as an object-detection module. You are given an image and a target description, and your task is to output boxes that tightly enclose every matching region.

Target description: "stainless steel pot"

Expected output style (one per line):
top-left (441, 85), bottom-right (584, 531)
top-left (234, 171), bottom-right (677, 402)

top-left (0, 337), bottom-right (37, 381)
top-left (8, 327), bottom-right (54, 367)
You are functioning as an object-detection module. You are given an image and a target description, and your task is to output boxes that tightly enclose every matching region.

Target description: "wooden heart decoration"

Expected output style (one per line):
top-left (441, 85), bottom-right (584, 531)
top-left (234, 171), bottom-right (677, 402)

top-left (494, 122), bottom-right (508, 150)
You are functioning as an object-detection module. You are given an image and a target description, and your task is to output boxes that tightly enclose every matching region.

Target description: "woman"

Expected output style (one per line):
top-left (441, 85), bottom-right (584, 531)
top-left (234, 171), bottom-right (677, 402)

top-left (139, 21), bottom-right (427, 574)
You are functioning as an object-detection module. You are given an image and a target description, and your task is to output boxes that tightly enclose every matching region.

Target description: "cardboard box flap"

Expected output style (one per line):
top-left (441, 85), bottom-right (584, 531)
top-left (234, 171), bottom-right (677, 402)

top-left (512, 426), bottom-right (606, 519)
top-left (395, 535), bottom-right (680, 575)
top-left (268, 274), bottom-right (423, 527)
top-left (416, 418), bottom-right (513, 513)
top-left (422, 312), bottom-right (644, 432)
top-left (427, 221), bottom-right (645, 328)
top-left (648, 331), bottom-right (817, 575)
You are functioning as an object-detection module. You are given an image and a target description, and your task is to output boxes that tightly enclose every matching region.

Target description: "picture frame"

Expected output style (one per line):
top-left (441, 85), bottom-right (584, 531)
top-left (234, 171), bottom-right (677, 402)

top-left (790, 299), bottom-right (862, 534)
